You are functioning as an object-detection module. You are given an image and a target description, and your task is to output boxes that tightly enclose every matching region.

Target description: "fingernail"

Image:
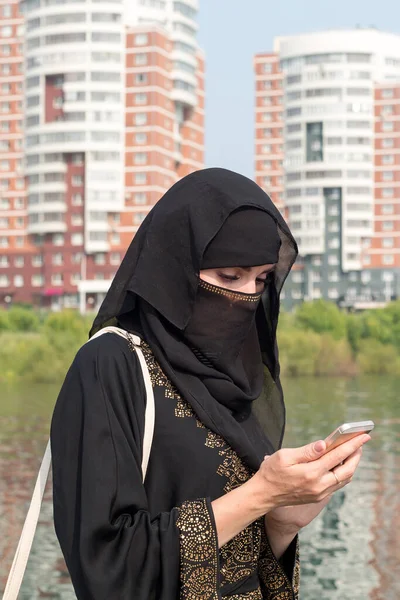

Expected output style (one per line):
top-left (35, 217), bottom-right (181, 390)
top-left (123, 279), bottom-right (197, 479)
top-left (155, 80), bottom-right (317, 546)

top-left (314, 440), bottom-right (325, 453)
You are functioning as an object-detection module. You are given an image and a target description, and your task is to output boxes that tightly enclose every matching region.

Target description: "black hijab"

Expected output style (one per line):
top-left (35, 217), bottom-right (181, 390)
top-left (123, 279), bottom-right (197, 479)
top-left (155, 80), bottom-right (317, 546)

top-left (90, 168), bottom-right (298, 471)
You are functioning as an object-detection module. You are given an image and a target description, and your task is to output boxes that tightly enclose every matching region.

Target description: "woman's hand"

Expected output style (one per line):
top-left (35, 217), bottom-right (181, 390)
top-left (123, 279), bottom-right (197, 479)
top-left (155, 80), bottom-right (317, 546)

top-left (211, 434), bottom-right (369, 550)
top-left (264, 445), bottom-right (364, 534)
top-left (251, 434), bottom-right (370, 515)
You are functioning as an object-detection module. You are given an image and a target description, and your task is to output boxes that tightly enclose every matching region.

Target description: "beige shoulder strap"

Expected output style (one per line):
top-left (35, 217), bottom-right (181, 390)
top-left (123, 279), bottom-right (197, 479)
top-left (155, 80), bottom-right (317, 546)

top-left (3, 327), bottom-right (155, 600)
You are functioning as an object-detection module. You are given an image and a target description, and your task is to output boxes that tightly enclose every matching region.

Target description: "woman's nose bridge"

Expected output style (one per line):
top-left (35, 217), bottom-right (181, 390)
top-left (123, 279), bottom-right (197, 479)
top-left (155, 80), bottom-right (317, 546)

top-left (242, 278), bottom-right (257, 294)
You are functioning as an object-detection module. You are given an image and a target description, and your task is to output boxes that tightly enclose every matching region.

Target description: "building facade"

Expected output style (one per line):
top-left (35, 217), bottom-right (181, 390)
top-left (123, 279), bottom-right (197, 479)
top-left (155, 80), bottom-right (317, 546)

top-left (255, 29), bottom-right (400, 309)
top-left (0, 0), bottom-right (204, 309)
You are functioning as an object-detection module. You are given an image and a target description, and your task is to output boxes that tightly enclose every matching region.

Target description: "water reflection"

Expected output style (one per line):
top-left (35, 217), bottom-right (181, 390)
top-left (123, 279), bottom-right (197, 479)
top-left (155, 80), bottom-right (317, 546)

top-left (1, 377), bottom-right (400, 598)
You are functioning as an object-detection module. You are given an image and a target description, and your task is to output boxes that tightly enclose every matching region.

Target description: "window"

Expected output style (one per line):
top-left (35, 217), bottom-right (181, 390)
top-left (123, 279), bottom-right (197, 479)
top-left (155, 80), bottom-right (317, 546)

top-left (0, 236), bottom-right (9, 247)
top-left (32, 274), bottom-right (44, 287)
top-left (135, 133), bottom-right (147, 144)
top-left (382, 221), bottom-right (394, 231)
top-left (51, 273), bottom-right (63, 285)
top-left (72, 175), bottom-right (83, 186)
top-left (72, 193), bottom-right (83, 206)
top-left (382, 171), bottom-right (394, 181)
top-left (135, 53), bottom-right (147, 66)
top-left (134, 153), bottom-right (147, 165)
top-left (134, 192), bottom-right (147, 204)
top-left (328, 238), bottom-right (340, 249)
top-left (94, 253), bottom-right (106, 265)
top-left (53, 233), bottom-right (64, 246)
top-left (382, 188), bottom-right (394, 198)
top-left (32, 254), bottom-right (43, 267)
top-left (328, 222), bottom-right (339, 233)
top-left (135, 173), bottom-right (147, 184)
top-left (0, 256), bottom-right (9, 267)
top-left (71, 233), bottom-right (83, 245)
top-left (383, 254), bottom-right (394, 265)
top-left (135, 113), bottom-right (147, 126)
top-left (70, 273), bottom-right (81, 285)
top-left (91, 91), bottom-right (120, 103)
top-left (1, 26), bottom-right (12, 37)
top-left (0, 275), bottom-right (10, 287)
top-left (52, 253), bottom-right (63, 265)
top-left (382, 121), bottom-right (394, 132)
top-left (14, 275), bottom-right (24, 287)
top-left (135, 73), bottom-right (148, 84)
top-left (382, 88), bottom-right (394, 98)
top-left (14, 256), bottom-right (24, 267)
top-left (134, 212), bottom-right (146, 225)
top-left (135, 34), bottom-right (148, 46)
top-left (110, 252), bottom-right (120, 265)
top-left (72, 252), bottom-right (82, 264)
top-left (382, 204), bottom-right (394, 214)
top-left (286, 107), bottom-right (301, 117)
top-left (91, 32), bottom-right (120, 43)
top-left (382, 237), bottom-right (394, 248)
top-left (381, 105), bottom-right (393, 116)
top-left (328, 288), bottom-right (339, 299)
top-left (91, 72), bottom-right (120, 82)
top-left (112, 232), bottom-right (120, 244)
top-left (382, 138), bottom-right (394, 148)
top-left (135, 93), bottom-right (147, 105)
top-left (382, 155), bottom-right (394, 165)
top-left (70, 213), bottom-right (82, 226)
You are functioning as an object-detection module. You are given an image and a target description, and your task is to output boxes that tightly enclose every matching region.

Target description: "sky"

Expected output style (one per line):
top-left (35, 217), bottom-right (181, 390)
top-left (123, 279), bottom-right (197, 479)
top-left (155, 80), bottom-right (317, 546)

top-left (197, 0), bottom-right (400, 178)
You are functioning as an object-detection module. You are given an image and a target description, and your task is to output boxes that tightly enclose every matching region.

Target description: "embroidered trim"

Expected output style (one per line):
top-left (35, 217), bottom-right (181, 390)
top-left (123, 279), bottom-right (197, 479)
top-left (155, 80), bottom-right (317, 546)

top-left (258, 530), bottom-right (299, 600)
top-left (198, 279), bottom-right (262, 302)
top-left (176, 499), bottom-right (219, 600)
top-left (228, 589), bottom-right (263, 599)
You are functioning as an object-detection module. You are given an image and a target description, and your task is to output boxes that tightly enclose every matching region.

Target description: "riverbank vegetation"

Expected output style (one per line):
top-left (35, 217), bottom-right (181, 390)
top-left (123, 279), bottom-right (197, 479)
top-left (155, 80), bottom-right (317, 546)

top-left (1, 300), bottom-right (400, 383)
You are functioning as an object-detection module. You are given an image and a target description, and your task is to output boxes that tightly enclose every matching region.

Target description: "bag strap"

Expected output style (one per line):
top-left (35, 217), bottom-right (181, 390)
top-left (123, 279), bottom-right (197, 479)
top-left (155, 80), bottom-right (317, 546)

top-left (3, 327), bottom-right (155, 600)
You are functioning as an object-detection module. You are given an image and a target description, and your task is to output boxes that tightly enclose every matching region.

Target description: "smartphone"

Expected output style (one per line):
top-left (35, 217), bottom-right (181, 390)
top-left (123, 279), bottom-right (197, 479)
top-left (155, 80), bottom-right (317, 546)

top-left (324, 420), bottom-right (375, 452)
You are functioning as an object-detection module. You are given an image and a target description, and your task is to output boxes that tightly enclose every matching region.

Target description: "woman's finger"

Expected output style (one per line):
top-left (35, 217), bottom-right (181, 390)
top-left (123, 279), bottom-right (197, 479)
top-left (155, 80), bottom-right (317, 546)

top-left (319, 434), bottom-right (370, 472)
top-left (332, 447), bottom-right (363, 482)
top-left (319, 447), bottom-right (363, 493)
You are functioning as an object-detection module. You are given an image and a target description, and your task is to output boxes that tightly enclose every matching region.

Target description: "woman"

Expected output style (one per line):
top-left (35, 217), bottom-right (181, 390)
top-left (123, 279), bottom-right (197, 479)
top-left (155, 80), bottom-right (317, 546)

top-left (51, 168), bottom-right (369, 599)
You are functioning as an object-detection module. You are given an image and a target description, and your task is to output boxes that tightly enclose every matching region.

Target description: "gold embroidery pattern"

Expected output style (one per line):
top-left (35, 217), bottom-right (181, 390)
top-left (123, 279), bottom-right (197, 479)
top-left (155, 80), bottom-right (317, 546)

top-left (258, 530), bottom-right (299, 600)
top-left (139, 343), bottom-right (299, 599)
top-left (293, 539), bottom-right (300, 600)
top-left (228, 589), bottom-right (263, 599)
top-left (199, 279), bottom-right (262, 302)
top-left (220, 518), bottom-right (262, 585)
top-left (176, 499), bottom-right (219, 600)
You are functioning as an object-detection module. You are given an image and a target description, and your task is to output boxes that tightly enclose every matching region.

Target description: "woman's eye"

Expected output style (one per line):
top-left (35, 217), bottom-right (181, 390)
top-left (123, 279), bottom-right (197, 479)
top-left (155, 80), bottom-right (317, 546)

top-left (219, 273), bottom-right (239, 282)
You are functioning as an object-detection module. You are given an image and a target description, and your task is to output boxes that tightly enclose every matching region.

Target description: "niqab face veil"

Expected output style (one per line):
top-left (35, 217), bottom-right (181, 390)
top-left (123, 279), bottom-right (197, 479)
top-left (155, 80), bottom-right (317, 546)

top-left (90, 168), bottom-right (298, 471)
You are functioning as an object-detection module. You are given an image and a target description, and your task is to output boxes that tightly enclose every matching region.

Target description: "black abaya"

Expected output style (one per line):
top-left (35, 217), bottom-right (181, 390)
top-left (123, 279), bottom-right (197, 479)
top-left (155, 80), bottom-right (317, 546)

top-left (51, 334), bottom-right (299, 599)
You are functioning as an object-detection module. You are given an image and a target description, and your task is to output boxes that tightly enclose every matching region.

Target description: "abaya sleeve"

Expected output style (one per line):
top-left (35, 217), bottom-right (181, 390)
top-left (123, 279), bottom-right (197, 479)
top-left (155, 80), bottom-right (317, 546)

top-left (258, 532), bottom-right (300, 599)
top-left (51, 335), bottom-right (219, 600)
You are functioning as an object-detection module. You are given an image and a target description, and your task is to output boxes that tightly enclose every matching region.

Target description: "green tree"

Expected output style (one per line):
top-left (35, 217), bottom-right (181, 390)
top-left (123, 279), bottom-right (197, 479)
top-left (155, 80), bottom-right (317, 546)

top-left (7, 306), bottom-right (39, 332)
top-left (0, 309), bottom-right (10, 332)
top-left (295, 300), bottom-right (347, 340)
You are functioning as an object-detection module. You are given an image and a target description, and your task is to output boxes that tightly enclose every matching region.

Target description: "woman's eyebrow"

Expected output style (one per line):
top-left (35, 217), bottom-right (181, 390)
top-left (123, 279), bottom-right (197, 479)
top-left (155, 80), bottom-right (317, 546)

top-left (259, 265), bottom-right (277, 274)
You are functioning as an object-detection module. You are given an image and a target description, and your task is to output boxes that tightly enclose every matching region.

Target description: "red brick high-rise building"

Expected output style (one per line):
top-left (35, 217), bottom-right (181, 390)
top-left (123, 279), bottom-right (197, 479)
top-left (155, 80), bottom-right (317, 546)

top-left (0, 0), bottom-right (204, 310)
top-left (255, 29), bottom-right (400, 309)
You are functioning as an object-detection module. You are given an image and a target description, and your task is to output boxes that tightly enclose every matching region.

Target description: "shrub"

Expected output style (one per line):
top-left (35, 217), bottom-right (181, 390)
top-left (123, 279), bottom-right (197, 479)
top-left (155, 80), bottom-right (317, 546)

top-left (295, 300), bottom-right (347, 340)
top-left (357, 339), bottom-right (400, 375)
top-left (0, 309), bottom-right (10, 332)
top-left (7, 307), bottom-right (40, 332)
top-left (278, 329), bottom-right (321, 377)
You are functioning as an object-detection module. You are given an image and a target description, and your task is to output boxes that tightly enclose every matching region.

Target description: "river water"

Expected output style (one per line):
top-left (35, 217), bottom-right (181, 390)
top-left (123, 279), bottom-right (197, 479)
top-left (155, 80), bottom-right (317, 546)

top-left (1, 376), bottom-right (399, 599)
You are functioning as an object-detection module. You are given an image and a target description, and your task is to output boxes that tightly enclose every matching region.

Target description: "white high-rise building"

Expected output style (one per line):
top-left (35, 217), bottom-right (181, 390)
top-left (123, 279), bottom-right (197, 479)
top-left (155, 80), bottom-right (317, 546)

top-left (0, 0), bottom-right (203, 308)
top-left (255, 29), bottom-right (400, 308)
top-left (23, 0), bottom-right (126, 254)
